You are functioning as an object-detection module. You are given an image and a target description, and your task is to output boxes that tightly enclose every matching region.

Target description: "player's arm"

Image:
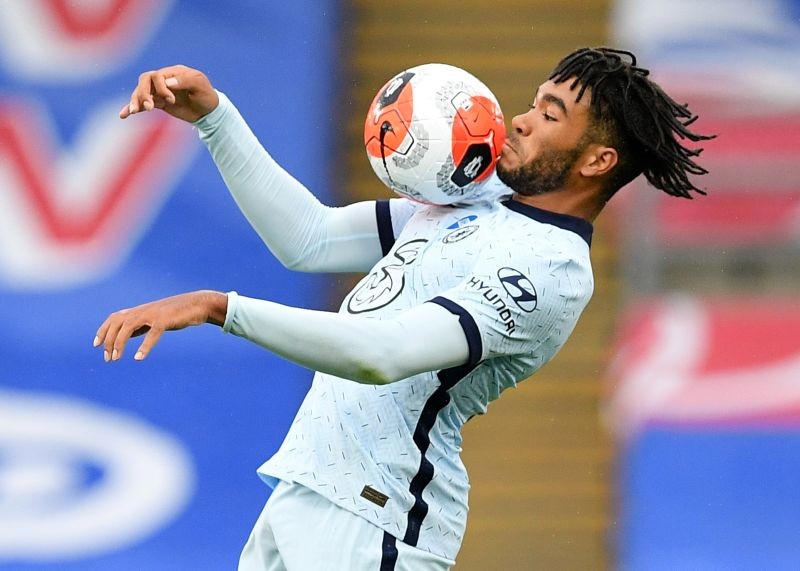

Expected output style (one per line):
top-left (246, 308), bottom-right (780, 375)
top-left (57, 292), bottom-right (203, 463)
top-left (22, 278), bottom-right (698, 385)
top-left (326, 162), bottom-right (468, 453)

top-left (195, 92), bottom-right (391, 272)
top-left (122, 66), bottom-right (387, 273)
top-left (94, 291), bottom-right (472, 384)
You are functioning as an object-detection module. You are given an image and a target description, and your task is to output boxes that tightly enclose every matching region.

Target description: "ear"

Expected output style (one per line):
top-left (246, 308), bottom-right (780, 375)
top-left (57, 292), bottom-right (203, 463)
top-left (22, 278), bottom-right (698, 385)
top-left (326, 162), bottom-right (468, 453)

top-left (579, 145), bottom-right (618, 178)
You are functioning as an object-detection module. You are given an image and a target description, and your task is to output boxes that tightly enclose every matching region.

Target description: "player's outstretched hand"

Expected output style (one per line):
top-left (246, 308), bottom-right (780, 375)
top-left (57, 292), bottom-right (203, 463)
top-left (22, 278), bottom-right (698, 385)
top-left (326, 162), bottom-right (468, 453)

top-left (94, 290), bottom-right (228, 362)
top-left (120, 65), bottom-right (220, 123)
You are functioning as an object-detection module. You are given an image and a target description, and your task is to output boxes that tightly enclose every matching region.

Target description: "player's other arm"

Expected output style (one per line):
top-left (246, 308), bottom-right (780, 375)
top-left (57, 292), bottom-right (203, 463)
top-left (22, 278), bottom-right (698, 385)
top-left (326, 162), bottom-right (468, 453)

top-left (122, 66), bottom-right (384, 274)
top-left (94, 291), bottom-right (471, 385)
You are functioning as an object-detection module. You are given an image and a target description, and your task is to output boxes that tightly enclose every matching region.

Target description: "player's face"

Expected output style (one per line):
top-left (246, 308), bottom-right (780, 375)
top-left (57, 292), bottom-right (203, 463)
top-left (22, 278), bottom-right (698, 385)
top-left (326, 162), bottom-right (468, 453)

top-left (496, 79), bottom-right (593, 196)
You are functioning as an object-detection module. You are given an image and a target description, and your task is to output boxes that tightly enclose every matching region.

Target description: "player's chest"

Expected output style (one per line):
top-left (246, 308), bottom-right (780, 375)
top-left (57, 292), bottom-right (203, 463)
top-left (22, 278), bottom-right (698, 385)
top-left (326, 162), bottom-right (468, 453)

top-left (341, 209), bottom-right (493, 315)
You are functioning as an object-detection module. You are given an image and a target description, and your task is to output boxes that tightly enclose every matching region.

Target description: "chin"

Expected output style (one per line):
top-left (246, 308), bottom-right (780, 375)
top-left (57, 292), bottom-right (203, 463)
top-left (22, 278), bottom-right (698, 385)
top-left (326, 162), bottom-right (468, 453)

top-left (494, 163), bottom-right (514, 189)
top-left (496, 158), bottom-right (514, 177)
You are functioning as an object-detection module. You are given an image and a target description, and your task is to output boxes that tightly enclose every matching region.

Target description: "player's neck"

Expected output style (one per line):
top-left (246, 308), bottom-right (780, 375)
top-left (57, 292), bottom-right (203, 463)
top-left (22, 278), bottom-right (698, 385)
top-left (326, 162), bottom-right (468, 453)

top-left (511, 187), bottom-right (605, 222)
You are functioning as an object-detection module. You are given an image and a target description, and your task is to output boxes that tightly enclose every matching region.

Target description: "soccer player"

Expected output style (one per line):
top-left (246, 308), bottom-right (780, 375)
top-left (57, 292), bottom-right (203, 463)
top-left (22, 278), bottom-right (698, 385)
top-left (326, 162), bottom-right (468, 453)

top-left (95, 48), bottom-right (712, 570)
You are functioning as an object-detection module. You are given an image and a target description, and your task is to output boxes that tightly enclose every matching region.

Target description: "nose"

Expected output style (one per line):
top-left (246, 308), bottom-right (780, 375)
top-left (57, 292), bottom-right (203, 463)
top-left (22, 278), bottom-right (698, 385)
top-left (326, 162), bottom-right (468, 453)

top-left (510, 110), bottom-right (533, 136)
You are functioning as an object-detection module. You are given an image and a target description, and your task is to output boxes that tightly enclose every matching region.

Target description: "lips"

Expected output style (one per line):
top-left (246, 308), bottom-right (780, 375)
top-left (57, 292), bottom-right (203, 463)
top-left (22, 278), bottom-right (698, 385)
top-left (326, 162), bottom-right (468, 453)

top-left (501, 140), bottom-right (517, 158)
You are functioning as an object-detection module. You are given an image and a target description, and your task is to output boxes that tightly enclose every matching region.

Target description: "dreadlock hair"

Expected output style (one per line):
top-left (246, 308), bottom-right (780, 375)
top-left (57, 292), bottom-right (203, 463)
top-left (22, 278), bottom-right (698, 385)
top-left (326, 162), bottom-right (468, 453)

top-left (549, 47), bottom-right (715, 199)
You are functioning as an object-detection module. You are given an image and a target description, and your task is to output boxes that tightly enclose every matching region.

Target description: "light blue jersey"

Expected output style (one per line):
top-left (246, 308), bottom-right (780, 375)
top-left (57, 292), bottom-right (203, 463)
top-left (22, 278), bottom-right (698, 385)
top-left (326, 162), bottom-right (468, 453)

top-left (257, 197), bottom-right (594, 560)
top-left (197, 93), bottom-right (594, 561)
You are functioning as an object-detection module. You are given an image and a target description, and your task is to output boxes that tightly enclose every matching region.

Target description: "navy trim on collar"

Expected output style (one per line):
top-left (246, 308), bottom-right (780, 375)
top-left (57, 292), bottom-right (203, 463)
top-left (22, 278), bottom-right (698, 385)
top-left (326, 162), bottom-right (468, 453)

top-left (502, 199), bottom-right (593, 246)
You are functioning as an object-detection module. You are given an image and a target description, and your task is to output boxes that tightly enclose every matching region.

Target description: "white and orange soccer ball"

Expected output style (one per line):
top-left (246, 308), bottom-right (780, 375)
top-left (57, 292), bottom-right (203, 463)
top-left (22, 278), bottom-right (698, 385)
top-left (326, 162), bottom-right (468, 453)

top-left (364, 63), bottom-right (505, 205)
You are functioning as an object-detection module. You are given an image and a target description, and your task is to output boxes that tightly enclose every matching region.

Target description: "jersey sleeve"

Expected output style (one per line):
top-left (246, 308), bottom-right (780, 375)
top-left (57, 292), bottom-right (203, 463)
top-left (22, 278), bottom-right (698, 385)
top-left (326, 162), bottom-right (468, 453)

top-left (194, 91), bottom-right (385, 273)
top-left (428, 240), bottom-right (593, 364)
top-left (223, 291), bottom-right (469, 384)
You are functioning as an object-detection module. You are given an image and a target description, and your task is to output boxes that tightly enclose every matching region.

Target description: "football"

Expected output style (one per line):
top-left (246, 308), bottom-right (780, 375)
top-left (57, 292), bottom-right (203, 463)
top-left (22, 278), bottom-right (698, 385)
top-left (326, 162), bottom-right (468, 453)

top-left (364, 63), bottom-right (506, 205)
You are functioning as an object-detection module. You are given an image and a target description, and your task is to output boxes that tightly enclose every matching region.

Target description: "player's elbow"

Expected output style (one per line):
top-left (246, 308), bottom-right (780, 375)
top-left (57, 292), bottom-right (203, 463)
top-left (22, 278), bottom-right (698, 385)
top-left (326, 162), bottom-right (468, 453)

top-left (279, 249), bottom-right (331, 273)
top-left (351, 364), bottom-right (395, 385)
top-left (269, 249), bottom-right (332, 273)
top-left (347, 345), bottom-right (407, 385)
top-left (280, 257), bottom-right (316, 273)
top-left (334, 316), bottom-right (443, 385)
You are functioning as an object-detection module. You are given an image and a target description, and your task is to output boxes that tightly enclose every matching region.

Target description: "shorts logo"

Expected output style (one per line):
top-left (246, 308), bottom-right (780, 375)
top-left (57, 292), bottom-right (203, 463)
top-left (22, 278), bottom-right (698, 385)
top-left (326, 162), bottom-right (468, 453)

top-left (497, 267), bottom-right (538, 312)
top-left (346, 239), bottom-right (427, 314)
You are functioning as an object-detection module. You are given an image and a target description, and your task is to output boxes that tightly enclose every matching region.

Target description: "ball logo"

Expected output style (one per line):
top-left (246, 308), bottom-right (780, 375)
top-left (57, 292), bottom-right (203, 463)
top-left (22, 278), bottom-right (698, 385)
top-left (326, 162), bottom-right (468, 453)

top-left (452, 91), bottom-right (473, 111)
top-left (0, 390), bottom-right (194, 561)
top-left (497, 267), bottom-right (538, 312)
top-left (462, 156), bottom-right (484, 179)
top-left (377, 71), bottom-right (415, 110)
top-left (384, 77), bottom-right (404, 97)
top-left (347, 239), bottom-right (427, 314)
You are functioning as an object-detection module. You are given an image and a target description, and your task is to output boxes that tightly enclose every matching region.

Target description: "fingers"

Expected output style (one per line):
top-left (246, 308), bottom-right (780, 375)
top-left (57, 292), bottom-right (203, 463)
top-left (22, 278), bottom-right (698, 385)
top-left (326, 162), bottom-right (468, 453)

top-left (124, 71), bottom-right (157, 118)
top-left (121, 66), bottom-right (184, 119)
top-left (113, 318), bottom-right (153, 361)
top-left (93, 290), bottom-right (225, 364)
top-left (94, 309), bottom-right (141, 362)
top-left (93, 291), bottom-right (212, 363)
top-left (152, 73), bottom-right (177, 106)
top-left (134, 326), bottom-right (166, 361)
top-left (95, 310), bottom-right (128, 362)
top-left (94, 307), bottom-right (160, 362)
top-left (120, 65), bottom-right (217, 122)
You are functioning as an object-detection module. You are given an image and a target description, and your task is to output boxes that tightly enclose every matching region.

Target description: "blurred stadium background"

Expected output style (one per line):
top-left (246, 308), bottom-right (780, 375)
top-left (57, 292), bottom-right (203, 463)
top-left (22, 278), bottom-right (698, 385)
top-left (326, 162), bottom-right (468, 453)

top-left (0, 1), bottom-right (798, 569)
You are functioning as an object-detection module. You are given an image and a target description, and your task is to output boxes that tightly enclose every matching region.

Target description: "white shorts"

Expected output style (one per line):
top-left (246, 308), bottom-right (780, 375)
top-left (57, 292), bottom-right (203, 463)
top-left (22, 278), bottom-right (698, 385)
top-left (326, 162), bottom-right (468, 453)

top-left (238, 480), bottom-right (454, 571)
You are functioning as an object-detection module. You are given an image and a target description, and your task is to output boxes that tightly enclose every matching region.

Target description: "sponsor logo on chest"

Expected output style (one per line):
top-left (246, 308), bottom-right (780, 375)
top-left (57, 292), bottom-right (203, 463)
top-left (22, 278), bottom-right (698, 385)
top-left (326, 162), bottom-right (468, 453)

top-left (346, 239), bottom-right (427, 314)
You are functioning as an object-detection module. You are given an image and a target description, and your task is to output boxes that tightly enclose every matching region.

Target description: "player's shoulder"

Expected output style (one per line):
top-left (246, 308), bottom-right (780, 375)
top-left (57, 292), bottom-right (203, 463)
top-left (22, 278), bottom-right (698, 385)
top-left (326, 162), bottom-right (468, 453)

top-left (496, 199), bottom-right (593, 251)
top-left (472, 201), bottom-right (594, 290)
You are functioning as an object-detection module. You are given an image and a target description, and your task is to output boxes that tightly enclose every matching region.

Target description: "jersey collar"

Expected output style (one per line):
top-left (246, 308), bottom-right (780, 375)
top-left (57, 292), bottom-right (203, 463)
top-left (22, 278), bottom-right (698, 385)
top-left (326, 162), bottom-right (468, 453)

top-left (502, 199), bottom-right (593, 247)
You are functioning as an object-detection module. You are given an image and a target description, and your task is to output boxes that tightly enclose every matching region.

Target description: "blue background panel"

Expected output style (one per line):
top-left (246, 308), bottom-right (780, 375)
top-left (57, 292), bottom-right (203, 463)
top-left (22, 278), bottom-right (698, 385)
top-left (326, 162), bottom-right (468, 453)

top-left (0, 1), bottom-right (338, 569)
top-left (619, 428), bottom-right (800, 571)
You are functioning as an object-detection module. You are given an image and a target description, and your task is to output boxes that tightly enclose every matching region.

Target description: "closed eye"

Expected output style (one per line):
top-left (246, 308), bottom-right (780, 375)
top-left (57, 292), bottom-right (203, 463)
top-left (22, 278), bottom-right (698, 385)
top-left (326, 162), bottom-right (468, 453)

top-left (528, 103), bottom-right (558, 121)
top-left (528, 103), bottom-right (557, 122)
